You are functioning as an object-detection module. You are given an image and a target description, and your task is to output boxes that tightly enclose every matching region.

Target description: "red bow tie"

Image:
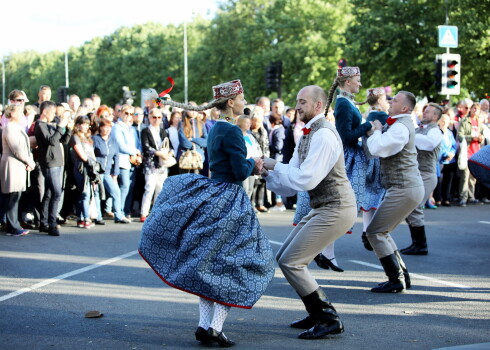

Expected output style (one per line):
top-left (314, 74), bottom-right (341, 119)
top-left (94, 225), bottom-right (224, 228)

top-left (302, 127), bottom-right (311, 135)
top-left (386, 117), bottom-right (396, 126)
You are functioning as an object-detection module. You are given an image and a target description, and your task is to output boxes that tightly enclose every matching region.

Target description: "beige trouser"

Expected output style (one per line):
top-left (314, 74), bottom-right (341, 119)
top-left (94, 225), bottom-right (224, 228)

top-left (405, 171), bottom-right (438, 227)
top-left (276, 204), bottom-right (357, 297)
top-left (366, 186), bottom-right (424, 259)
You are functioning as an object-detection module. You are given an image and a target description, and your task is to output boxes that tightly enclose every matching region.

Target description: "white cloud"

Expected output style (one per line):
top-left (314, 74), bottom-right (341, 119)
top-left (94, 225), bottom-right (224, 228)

top-left (2, 0), bottom-right (218, 56)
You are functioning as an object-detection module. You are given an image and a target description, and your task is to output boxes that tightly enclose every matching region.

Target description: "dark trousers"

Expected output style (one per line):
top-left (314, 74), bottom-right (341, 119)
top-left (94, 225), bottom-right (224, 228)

top-left (441, 162), bottom-right (457, 202)
top-left (6, 192), bottom-right (22, 232)
top-left (41, 166), bottom-right (63, 227)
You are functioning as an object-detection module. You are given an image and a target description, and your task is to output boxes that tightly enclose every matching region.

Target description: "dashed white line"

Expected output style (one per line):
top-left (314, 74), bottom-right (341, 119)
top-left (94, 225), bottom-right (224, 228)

top-left (478, 221), bottom-right (490, 225)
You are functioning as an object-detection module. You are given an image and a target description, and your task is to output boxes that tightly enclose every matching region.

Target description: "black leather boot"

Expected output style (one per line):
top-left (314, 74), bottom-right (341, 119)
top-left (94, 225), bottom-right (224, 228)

top-left (401, 226), bottom-right (428, 255)
top-left (371, 254), bottom-right (406, 293)
top-left (395, 250), bottom-right (411, 289)
top-left (362, 232), bottom-right (373, 251)
top-left (291, 289), bottom-right (326, 329)
top-left (296, 288), bottom-right (344, 339)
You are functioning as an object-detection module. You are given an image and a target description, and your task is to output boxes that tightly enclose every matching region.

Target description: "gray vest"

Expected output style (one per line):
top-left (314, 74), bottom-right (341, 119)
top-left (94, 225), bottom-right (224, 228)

top-left (380, 115), bottom-right (423, 189)
top-left (297, 117), bottom-right (355, 209)
top-left (416, 123), bottom-right (442, 174)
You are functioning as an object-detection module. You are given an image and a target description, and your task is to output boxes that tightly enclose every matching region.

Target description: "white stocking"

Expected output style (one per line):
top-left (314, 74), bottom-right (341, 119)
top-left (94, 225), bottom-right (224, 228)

top-left (210, 303), bottom-right (231, 332)
top-left (198, 297), bottom-right (213, 329)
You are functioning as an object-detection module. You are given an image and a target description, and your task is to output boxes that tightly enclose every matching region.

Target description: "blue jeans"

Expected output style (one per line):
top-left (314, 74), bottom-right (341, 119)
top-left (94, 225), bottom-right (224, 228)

top-left (118, 167), bottom-right (135, 216)
top-left (74, 170), bottom-right (100, 221)
top-left (6, 192), bottom-right (22, 232)
top-left (41, 166), bottom-right (63, 227)
top-left (103, 174), bottom-right (124, 220)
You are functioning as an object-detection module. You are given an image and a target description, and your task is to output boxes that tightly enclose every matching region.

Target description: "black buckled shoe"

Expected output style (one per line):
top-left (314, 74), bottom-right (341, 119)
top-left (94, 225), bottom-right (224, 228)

top-left (314, 254), bottom-right (344, 272)
top-left (195, 327), bottom-right (211, 344)
top-left (206, 327), bottom-right (235, 347)
top-left (291, 314), bottom-right (318, 329)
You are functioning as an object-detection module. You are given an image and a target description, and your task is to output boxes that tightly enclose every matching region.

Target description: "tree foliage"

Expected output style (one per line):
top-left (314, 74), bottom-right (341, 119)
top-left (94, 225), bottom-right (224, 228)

top-left (1, 0), bottom-right (488, 108)
top-left (344, 0), bottom-right (490, 102)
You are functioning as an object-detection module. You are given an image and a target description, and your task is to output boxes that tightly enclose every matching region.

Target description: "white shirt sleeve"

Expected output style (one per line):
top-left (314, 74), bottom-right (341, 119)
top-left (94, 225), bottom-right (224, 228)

top-left (264, 128), bottom-right (341, 196)
top-left (415, 127), bottom-right (443, 151)
top-left (367, 122), bottom-right (410, 158)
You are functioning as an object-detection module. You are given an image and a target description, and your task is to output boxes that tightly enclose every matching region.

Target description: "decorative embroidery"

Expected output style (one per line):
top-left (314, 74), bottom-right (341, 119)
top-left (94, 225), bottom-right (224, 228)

top-left (337, 66), bottom-right (360, 78)
top-left (338, 90), bottom-right (356, 101)
top-left (213, 80), bottom-right (243, 100)
top-left (218, 114), bottom-right (236, 123)
top-left (367, 87), bottom-right (385, 97)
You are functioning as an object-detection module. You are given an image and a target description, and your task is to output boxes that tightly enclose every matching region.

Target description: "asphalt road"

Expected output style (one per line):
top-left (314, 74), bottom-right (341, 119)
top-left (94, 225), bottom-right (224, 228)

top-left (1, 203), bottom-right (489, 350)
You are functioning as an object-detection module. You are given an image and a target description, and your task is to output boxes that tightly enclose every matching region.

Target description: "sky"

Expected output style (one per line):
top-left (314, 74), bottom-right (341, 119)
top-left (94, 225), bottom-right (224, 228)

top-left (1, 0), bottom-right (220, 57)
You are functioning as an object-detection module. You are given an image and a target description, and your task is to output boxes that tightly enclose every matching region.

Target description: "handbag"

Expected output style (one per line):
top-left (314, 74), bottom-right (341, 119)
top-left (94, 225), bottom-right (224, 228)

top-left (179, 143), bottom-right (204, 170)
top-left (159, 137), bottom-right (177, 168)
top-left (457, 138), bottom-right (468, 170)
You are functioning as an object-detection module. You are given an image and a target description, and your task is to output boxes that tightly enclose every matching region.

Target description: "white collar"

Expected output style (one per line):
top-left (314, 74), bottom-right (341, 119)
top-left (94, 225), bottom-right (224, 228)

top-left (305, 113), bottom-right (325, 128)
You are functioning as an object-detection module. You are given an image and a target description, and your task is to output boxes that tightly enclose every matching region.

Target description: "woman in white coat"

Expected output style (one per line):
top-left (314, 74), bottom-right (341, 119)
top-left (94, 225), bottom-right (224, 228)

top-left (1, 105), bottom-right (36, 236)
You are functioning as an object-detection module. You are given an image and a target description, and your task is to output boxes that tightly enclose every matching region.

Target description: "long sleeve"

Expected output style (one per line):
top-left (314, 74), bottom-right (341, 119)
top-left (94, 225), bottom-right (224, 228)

top-left (224, 126), bottom-right (255, 182)
top-left (367, 122), bottom-right (409, 158)
top-left (415, 127), bottom-right (443, 151)
top-left (265, 128), bottom-right (340, 195)
top-left (112, 123), bottom-right (138, 155)
top-left (335, 98), bottom-right (372, 146)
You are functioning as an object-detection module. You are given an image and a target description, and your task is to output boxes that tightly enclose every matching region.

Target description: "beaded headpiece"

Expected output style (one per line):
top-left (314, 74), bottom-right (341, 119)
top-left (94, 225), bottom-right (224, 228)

top-left (337, 66), bottom-right (361, 78)
top-left (212, 80), bottom-right (244, 100)
top-left (367, 87), bottom-right (386, 97)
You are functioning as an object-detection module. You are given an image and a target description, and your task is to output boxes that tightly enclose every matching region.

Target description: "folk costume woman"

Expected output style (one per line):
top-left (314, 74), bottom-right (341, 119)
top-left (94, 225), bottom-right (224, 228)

top-left (324, 66), bottom-right (373, 248)
top-left (139, 80), bottom-right (274, 347)
top-left (360, 87), bottom-right (389, 250)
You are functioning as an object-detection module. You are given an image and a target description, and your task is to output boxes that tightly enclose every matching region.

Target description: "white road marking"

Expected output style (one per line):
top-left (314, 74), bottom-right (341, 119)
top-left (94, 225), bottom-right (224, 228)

top-left (349, 260), bottom-right (472, 289)
top-left (268, 240), bottom-right (283, 246)
top-left (0, 250), bottom-right (138, 302)
top-left (478, 221), bottom-right (490, 224)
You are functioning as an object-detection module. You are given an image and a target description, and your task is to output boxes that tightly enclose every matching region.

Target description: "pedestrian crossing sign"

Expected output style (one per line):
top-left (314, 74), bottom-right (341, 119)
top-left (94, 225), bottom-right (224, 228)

top-left (438, 26), bottom-right (458, 48)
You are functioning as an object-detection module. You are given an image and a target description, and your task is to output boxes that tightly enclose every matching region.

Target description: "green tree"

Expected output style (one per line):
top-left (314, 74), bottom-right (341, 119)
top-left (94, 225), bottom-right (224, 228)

top-left (344, 0), bottom-right (490, 102)
top-left (191, 0), bottom-right (353, 105)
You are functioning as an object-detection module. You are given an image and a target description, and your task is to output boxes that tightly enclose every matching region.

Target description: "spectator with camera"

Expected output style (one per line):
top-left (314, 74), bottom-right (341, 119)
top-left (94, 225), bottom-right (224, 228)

top-left (34, 101), bottom-right (72, 236)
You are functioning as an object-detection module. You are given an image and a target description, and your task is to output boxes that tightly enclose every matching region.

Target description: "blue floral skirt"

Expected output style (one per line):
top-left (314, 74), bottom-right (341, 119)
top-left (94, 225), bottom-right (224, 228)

top-left (293, 191), bottom-right (310, 225)
top-left (344, 144), bottom-right (367, 211)
top-left (469, 145), bottom-right (490, 189)
top-left (361, 158), bottom-right (385, 211)
top-left (138, 174), bottom-right (275, 309)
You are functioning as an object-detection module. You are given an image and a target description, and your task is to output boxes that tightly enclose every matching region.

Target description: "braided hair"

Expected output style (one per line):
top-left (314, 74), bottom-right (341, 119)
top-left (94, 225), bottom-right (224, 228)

top-left (324, 75), bottom-right (365, 117)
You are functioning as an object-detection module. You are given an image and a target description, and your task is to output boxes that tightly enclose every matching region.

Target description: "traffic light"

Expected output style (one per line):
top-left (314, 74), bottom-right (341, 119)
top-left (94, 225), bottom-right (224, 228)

top-left (439, 53), bottom-right (461, 95)
top-left (434, 55), bottom-right (442, 92)
top-left (57, 86), bottom-right (68, 103)
top-left (264, 61), bottom-right (282, 93)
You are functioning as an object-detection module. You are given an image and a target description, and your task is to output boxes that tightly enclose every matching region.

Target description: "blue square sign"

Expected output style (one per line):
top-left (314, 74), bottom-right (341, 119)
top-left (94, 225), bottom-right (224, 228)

top-left (439, 26), bottom-right (458, 48)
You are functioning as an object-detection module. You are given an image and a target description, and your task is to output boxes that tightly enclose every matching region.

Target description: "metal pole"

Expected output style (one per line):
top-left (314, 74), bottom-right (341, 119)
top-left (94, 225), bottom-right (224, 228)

top-left (184, 22), bottom-right (188, 104)
top-left (445, 0), bottom-right (450, 100)
top-left (65, 51), bottom-right (69, 88)
top-left (1, 57), bottom-right (5, 106)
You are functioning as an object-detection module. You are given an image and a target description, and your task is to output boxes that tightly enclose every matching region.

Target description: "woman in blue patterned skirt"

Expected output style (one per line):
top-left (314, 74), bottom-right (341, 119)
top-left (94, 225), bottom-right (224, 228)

top-left (138, 80), bottom-right (274, 347)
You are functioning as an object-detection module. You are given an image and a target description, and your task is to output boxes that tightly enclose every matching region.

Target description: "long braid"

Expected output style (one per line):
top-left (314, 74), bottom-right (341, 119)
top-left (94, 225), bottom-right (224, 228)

top-left (325, 79), bottom-right (339, 116)
top-left (156, 98), bottom-right (226, 112)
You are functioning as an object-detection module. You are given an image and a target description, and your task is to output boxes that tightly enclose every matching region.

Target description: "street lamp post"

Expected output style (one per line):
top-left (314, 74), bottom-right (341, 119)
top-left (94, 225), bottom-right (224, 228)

top-left (1, 57), bottom-right (5, 106)
top-left (184, 21), bottom-right (188, 104)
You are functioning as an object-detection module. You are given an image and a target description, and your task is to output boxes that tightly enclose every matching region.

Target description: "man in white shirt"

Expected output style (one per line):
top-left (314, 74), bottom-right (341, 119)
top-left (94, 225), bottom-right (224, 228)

top-left (263, 85), bottom-right (357, 339)
top-left (366, 91), bottom-right (424, 293)
top-left (400, 103), bottom-right (443, 255)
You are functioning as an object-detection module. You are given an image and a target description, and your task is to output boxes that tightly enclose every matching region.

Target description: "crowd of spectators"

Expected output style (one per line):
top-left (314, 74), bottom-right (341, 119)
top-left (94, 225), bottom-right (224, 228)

top-left (0, 86), bottom-right (488, 236)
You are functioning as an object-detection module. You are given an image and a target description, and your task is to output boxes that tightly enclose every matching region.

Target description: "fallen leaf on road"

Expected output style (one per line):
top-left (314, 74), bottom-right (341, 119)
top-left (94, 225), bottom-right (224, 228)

top-left (85, 311), bottom-right (104, 318)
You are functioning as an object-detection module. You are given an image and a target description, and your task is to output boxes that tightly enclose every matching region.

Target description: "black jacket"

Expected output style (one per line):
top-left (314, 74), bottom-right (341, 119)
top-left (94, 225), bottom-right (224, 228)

top-left (34, 120), bottom-right (72, 169)
top-left (141, 126), bottom-right (173, 169)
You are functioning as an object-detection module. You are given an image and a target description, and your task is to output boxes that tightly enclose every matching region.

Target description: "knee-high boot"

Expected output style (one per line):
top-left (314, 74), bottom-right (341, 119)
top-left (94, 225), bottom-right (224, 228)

top-left (295, 288), bottom-right (344, 339)
top-left (371, 254), bottom-right (406, 293)
top-left (400, 225), bottom-right (428, 255)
